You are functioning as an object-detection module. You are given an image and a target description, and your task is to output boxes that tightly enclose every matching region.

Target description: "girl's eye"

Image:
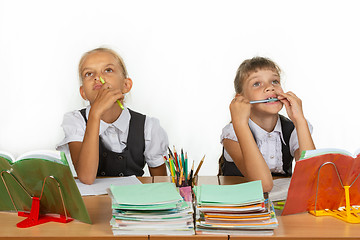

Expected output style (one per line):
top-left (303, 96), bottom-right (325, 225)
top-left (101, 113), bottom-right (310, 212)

top-left (253, 82), bottom-right (261, 87)
top-left (272, 80), bottom-right (280, 85)
top-left (105, 68), bottom-right (113, 73)
top-left (84, 72), bottom-right (93, 78)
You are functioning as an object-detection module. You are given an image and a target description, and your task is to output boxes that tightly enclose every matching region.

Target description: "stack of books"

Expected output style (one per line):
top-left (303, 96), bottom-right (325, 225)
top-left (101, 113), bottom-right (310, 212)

top-left (194, 180), bottom-right (278, 235)
top-left (109, 182), bottom-right (194, 236)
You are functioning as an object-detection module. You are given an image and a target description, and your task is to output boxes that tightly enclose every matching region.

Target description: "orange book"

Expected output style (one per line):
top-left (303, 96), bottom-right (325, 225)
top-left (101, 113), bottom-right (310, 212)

top-left (282, 149), bottom-right (360, 215)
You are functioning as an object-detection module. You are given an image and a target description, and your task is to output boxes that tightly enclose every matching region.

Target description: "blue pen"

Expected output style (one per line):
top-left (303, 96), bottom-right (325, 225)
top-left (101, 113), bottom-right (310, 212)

top-left (250, 98), bottom-right (279, 104)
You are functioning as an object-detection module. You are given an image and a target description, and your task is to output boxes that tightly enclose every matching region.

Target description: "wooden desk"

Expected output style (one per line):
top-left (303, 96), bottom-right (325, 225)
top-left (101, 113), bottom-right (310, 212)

top-left (1, 176), bottom-right (360, 239)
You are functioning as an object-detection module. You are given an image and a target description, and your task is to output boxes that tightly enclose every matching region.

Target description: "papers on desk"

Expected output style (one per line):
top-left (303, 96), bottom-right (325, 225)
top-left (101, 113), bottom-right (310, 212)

top-left (109, 182), bottom-right (195, 235)
top-left (269, 177), bottom-right (291, 202)
top-left (194, 180), bottom-right (278, 235)
top-left (75, 175), bottom-right (142, 196)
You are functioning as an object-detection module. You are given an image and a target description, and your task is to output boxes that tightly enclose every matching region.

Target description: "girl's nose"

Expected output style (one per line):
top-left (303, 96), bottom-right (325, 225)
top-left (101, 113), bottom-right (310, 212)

top-left (265, 84), bottom-right (275, 92)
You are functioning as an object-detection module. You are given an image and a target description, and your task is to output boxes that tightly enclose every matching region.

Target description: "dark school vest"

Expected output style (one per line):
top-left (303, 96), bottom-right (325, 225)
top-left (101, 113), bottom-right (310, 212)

top-left (221, 115), bottom-right (295, 177)
top-left (80, 108), bottom-right (146, 177)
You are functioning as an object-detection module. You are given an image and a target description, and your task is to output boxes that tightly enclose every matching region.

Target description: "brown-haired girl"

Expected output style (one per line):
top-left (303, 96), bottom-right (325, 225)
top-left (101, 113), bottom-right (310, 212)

top-left (220, 57), bottom-right (315, 192)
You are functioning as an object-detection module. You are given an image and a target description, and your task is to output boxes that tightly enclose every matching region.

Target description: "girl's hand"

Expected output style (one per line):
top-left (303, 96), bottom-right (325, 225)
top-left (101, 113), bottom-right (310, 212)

top-left (277, 91), bottom-right (315, 161)
top-left (277, 91), bottom-right (306, 124)
top-left (91, 83), bottom-right (124, 118)
top-left (230, 95), bottom-right (251, 126)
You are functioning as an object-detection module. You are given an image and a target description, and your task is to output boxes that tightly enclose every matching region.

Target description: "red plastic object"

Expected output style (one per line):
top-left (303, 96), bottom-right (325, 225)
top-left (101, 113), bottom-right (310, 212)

top-left (16, 197), bottom-right (73, 228)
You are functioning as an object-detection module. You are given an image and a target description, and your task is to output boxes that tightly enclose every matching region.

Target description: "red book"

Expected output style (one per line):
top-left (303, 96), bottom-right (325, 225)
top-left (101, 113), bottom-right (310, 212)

top-left (282, 149), bottom-right (360, 215)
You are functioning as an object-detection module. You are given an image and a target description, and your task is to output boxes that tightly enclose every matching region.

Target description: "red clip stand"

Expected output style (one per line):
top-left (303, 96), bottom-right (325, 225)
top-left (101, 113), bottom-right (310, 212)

top-left (16, 197), bottom-right (73, 228)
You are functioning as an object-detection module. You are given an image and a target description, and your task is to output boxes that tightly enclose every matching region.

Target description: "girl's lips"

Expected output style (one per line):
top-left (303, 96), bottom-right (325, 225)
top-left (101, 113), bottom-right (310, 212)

top-left (266, 101), bottom-right (280, 104)
top-left (93, 84), bottom-right (102, 90)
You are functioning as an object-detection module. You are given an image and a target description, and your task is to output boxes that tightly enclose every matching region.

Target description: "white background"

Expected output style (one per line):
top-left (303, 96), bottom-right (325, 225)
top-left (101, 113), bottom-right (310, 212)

top-left (1, 0), bottom-right (359, 176)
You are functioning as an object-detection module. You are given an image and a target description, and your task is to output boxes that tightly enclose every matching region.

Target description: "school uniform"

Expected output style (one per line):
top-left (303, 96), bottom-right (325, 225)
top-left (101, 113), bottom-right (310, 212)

top-left (220, 114), bottom-right (313, 177)
top-left (56, 105), bottom-right (168, 177)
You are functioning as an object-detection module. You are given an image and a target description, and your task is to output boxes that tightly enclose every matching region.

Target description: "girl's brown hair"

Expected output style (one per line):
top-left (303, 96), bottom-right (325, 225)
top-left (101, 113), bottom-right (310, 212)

top-left (234, 57), bottom-right (281, 94)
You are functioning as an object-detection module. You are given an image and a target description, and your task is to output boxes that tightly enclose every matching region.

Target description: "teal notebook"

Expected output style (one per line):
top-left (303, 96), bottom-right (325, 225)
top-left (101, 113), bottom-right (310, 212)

top-left (112, 200), bottom-right (189, 211)
top-left (110, 182), bottom-right (183, 205)
top-left (194, 180), bottom-right (264, 206)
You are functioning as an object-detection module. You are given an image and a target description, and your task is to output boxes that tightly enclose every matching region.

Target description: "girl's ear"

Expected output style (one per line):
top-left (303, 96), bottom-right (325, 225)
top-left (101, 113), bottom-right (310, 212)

top-left (79, 86), bottom-right (87, 100)
top-left (122, 78), bottom-right (133, 94)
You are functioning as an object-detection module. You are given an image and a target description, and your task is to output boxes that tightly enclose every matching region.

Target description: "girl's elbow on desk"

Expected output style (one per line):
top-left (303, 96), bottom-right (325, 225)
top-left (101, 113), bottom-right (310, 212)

top-left (77, 174), bottom-right (96, 185)
top-left (261, 179), bottom-right (274, 193)
top-left (246, 174), bottom-right (273, 192)
top-left (149, 163), bottom-right (167, 176)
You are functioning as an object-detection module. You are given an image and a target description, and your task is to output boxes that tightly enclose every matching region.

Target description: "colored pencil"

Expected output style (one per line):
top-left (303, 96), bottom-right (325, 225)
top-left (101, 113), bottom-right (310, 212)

top-left (194, 155), bottom-right (206, 177)
top-left (184, 151), bottom-right (188, 180)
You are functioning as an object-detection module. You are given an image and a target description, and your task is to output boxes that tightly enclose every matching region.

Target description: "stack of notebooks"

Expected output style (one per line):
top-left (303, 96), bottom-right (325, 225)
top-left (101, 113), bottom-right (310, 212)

top-left (109, 182), bottom-right (194, 235)
top-left (194, 180), bottom-right (278, 235)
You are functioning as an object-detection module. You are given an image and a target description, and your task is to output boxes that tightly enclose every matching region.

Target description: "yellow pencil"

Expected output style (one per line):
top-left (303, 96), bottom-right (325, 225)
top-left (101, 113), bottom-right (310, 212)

top-left (179, 168), bottom-right (184, 186)
top-left (99, 77), bottom-right (124, 110)
top-left (167, 157), bottom-right (176, 183)
top-left (171, 160), bottom-right (176, 183)
top-left (194, 155), bottom-right (205, 177)
top-left (163, 156), bottom-right (174, 183)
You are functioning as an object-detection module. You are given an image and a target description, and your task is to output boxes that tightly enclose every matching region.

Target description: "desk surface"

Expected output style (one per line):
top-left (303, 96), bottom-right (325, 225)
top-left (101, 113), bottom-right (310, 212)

top-left (1, 176), bottom-right (360, 239)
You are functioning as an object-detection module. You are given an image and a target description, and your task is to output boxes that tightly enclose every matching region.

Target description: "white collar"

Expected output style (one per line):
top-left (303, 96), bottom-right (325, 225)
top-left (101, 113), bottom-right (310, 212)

top-left (86, 105), bottom-right (130, 135)
top-left (248, 116), bottom-right (286, 145)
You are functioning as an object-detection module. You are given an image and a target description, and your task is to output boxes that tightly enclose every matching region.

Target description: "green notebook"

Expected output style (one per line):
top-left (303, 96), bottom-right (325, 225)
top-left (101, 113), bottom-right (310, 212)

top-left (300, 148), bottom-right (360, 159)
top-left (194, 180), bottom-right (264, 206)
top-left (0, 150), bottom-right (91, 224)
top-left (112, 200), bottom-right (189, 211)
top-left (111, 182), bottom-right (183, 205)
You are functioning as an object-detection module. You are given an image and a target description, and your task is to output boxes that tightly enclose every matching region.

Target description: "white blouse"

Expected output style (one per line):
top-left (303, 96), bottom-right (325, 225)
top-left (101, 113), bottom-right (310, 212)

top-left (56, 105), bottom-right (169, 168)
top-left (220, 116), bottom-right (313, 174)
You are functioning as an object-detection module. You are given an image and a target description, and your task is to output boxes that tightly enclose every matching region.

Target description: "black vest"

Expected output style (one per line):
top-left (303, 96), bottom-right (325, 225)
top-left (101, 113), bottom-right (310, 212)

top-left (80, 108), bottom-right (146, 177)
top-left (221, 115), bottom-right (295, 177)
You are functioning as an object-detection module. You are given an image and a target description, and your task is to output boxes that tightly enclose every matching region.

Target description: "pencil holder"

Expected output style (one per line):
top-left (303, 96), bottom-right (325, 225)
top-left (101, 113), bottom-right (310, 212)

top-left (179, 186), bottom-right (193, 202)
top-left (163, 146), bottom-right (205, 189)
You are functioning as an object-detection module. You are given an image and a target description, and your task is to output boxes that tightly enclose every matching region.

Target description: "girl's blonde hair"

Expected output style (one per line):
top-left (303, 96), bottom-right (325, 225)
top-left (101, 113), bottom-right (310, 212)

top-left (78, 47), bottom-right (129, 82)
top-left (234, 57), bottom-right (281, 94)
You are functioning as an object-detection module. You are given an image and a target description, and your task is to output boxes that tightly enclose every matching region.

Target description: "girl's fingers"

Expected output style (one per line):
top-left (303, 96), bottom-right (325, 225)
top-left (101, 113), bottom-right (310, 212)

top-left (280, 91), bottom-right (299, 99)
top-left (277, 91), bottom-right (300, 106)
top-left (100, 82), bottom-right (112, 89)
top-left (96, 87), bottom-right (123, 105)
top-left (232, 95), bottom-right (250, 104)
top-left (286, 91), bottom-right (296, 96)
